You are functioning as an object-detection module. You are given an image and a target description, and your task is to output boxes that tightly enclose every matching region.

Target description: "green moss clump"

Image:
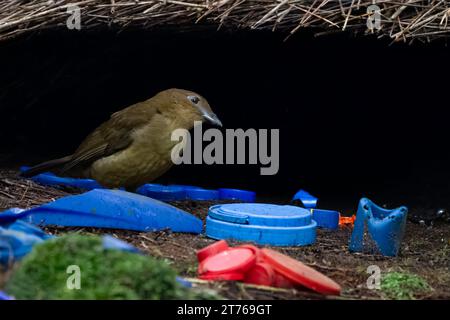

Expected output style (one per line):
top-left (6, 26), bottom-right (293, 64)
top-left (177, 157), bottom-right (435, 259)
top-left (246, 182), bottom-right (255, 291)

top-left (5, 234), bottom-right (198, 300)
top-left (381, 272), bottom-right (431, 300)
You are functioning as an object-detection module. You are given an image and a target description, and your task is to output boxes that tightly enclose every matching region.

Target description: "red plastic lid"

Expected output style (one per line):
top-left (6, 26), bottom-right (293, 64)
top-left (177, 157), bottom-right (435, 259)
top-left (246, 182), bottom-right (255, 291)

top-left (261, 248), bottom-right (341, 295)
top-left (243, 262), bottom-right (275, 286)
top-left (199, 248), bottom-right (256, 275)
top-left (197, 240), bottom-right (229, 262)
top-left (199, 272), bottom-right (244, 281)
top-left (237, 244), bottom-right (261, 260)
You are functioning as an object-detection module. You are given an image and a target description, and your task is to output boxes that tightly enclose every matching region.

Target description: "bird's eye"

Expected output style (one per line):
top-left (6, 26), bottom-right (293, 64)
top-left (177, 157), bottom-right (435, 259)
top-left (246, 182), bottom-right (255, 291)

top-left (188, 95), bottom-right (200, 104)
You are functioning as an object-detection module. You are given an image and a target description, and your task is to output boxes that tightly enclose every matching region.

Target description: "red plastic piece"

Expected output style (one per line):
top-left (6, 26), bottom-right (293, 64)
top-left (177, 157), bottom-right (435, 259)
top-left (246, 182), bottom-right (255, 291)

top-left (197, 240), bottom-right (229, 262)
top-left (261, 248), bottom-right (341, 295)
top-left (243, 262), bottom-right (275, 286)
top-left (196, 241), bottom-right (341, 296)
top-left (198, 247), bottom-right (256, 275)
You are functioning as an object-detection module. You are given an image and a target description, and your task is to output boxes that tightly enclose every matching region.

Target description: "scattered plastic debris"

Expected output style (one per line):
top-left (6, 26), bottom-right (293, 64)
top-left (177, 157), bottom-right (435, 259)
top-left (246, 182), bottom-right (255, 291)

top-left (339, 214), bottom-right (356, 227)
top-left (197, 240), bottom-right (341, 295)
top-left (349, 198), bottom-right (408, 257)
top-left (292, 189), bottom-right (318, 209)
top-left (218, 188), bottom-right (256, 202)
top-left (0, 220), bottom-right (53, 265)
top-left (312, 209), bottom-right (339, 230)
top-left (206, 203), bottom-right (316, 246)
top-left (20, 166), bottom-right (104, 190)
top-left (0, 189), bottom-right (202, 234)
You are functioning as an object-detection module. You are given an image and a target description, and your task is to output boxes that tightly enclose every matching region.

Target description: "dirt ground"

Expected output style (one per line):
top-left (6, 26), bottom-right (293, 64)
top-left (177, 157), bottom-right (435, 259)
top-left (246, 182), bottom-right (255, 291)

top-left (0, 169), bottom-right (449, 300)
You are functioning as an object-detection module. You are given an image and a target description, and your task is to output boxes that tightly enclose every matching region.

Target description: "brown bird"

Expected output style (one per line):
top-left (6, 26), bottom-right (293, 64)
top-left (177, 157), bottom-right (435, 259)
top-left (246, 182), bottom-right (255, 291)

top-left (21, 88), bottom-right (222, 190)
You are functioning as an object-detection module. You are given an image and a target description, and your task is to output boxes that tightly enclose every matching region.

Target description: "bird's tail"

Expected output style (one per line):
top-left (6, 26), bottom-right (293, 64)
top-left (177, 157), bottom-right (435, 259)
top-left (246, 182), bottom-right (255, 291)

top-left (20, 155), bottom-right (73, 178)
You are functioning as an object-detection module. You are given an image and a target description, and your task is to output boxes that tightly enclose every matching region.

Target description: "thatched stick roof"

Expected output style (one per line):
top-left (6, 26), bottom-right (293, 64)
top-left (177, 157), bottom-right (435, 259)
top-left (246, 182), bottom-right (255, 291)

top-left (0, 1), bottom-right (449, 43)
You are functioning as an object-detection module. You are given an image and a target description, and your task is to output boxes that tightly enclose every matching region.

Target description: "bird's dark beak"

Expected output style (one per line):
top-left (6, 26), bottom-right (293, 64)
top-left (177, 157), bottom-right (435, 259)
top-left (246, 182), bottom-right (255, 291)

top-left (203, 112), bottom-right (223, 127)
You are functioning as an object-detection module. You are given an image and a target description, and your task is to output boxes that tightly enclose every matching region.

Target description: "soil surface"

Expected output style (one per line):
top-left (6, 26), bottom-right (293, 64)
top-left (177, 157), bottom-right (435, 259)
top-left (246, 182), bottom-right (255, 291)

top-left (0, 169), bottom-right (449, 300)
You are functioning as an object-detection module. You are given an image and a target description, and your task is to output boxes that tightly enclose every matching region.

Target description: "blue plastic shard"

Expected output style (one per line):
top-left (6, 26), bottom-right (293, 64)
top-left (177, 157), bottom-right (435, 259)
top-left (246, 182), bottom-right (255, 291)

top-left (206, 203), bottom-right (316, 246)
top-left (0, 291), bottom-right (14, 300)
top-left (349, 198), bottom-right (408, 257)
top-left (312, 209), bottom-right (339, 230)
top-left (19, 189), bottom-right (202, 234)
top-left (0, 208), bottom-right (28, 224)
top-left (136, 184), bottom-right (187, 201)
top-left (292, 189), bottom-right (318, 209)
top-left (218, 188), bottom-right (256, 202)
top-left (102, 235), bottom-right (140, 253)
top-left (20, 166), bottom-right (104, 190)
top-left (0, 221), bottom-right (52, 265)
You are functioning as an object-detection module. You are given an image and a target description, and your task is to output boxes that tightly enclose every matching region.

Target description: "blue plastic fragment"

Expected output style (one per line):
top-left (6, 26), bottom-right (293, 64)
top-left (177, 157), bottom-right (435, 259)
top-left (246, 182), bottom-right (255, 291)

top-left (206, 203), bottom-right (316, 246)
top-left (0, 221), bottom-right (52, 265)
top-left (0, 208), bottom-right (27, 224)
top-left (136, 184), bottom-right (187, 201)
top-left (349, 198), bottom-right (408, 257)
top-left (176, 277), bottom-right (193, 288)
top-left (292, 189), bottom-right (318, 209)
top-left (20, 166), bottom-right (104, 190)
top-left (312, 209), bottom-right (340, 230)
top-left (102, 235), bottom-right (140, 253)
top-left (218, 188), bottom-right (256, 202)
top-left (0, 291), bottom-right (14, 300)
top-left (186, 189), bottom-right (219, 201)
top-left (18, 189), bottom-right (202, 234)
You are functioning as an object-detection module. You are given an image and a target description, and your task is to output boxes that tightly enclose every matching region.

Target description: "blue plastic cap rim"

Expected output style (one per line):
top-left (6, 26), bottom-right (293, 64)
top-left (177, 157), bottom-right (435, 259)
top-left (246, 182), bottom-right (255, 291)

top-left (205, 216), bottom-right (317, 246)
top-left (136, 184), bottom-right (187, 201)
top-left (311, 209), bottom-right (339, 229)
top-left (208, 203), bottom-right (312, 227)
top-left (218, 188), bottom-right (256, 202)
top-left (186, 189), bottom-right (220, 201)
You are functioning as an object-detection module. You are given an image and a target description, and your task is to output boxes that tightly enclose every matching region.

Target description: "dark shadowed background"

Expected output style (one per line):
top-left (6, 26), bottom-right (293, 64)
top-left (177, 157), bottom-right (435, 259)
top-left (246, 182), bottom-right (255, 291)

top-left (0, 29), bottom-right (448, 208)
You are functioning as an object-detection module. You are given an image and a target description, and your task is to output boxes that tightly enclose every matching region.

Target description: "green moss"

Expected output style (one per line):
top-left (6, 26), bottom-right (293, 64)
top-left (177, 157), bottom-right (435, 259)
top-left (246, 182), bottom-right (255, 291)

top-left (5, 234), bottom-right (212, 300)
top-left (381, 272), bottom-right (431, 300)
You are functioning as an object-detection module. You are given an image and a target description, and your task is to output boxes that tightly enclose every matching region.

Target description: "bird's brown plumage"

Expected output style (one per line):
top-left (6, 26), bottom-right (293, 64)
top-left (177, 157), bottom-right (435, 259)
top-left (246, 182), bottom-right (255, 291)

top-left (22, 88), bottom-right (221, 190)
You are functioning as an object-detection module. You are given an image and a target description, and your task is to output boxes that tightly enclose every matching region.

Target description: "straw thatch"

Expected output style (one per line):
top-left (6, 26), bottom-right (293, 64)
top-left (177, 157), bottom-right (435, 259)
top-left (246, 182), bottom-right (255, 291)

top-left (0, 1), bottom-right (449, 43)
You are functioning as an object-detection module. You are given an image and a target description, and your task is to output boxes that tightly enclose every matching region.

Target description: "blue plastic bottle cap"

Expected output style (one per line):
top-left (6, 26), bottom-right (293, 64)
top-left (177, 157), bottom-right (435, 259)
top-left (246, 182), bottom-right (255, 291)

top-left (136, 184), bottom-right (186, 201)
top-left (311, 209), bottom-right (340, 230)
top-left (206, 203), bottom-right (316, 246)
top-left (218, 188), bottom-right (256, 202)
top-left (186, 189), bottom-right (220, 201)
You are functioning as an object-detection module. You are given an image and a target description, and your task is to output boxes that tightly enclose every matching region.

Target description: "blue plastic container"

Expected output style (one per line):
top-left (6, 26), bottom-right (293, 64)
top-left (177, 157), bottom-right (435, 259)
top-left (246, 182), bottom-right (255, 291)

top-left (9, 189), bottom-right (202, 234)
top-left (206, 203), bottom-right (316, 246)
top-left (218, 188), bottom-right (256, 202)
top-left (292, 189), bottom-right (318, 209)
top-left (136, 184), bottom-right (186, 201)
top-left (349, 198), bottom-right (408, 257)
top-left (312, 209), bottom-right (339, 230)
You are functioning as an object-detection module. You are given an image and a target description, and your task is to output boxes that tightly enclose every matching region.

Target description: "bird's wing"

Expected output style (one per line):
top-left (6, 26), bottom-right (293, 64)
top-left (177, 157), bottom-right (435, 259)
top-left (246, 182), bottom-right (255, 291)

top-left (61, 102), bottom-right (157, 173)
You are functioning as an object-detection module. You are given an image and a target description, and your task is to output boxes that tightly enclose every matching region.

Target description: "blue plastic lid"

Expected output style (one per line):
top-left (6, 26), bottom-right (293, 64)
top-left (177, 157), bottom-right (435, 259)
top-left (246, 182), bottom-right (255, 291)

top-left (206, 203), bottom-right (316, 246)
top-left (218, 188), bottom-right (256, 202)
top-left (292, 189), bottom-right (318, 209)
top-left (136, 184), bottom-right (186, 201)
top-left (311, 209), bottom-right (339, 230)
top-left (186, 189), bottom-right (220, 201)
top-left (21, 189), bottom-right (202, 234)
